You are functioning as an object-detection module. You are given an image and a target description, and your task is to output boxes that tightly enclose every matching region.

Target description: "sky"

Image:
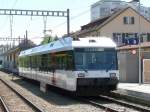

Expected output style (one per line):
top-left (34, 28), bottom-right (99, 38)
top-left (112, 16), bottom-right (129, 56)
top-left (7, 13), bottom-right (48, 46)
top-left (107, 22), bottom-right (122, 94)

top-left (0, 0), bottom-right (150, 45)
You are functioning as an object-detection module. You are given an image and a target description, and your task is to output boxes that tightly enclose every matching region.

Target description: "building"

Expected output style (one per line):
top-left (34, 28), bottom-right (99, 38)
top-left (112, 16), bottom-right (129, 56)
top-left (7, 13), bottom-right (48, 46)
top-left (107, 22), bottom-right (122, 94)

top-left (72, 5), bottom-right (150, 83)
top-left (117, 42), bottom-right (150, 83)
top-left (91, 0), bottom-right (150, 21)
top-left (1, 39), bottom-right (36, 74)
top-left (76, 7), bottom-right (150, 46)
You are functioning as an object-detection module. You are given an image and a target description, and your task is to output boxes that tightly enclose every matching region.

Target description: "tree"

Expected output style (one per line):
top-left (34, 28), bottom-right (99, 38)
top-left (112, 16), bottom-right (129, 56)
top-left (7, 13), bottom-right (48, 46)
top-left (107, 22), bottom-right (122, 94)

top-left (41, 35), bottom-right (54, 44)
top-left (54, 35), bottom-right (59, 41)
top-left (40, 35), bottom-right (58, 45)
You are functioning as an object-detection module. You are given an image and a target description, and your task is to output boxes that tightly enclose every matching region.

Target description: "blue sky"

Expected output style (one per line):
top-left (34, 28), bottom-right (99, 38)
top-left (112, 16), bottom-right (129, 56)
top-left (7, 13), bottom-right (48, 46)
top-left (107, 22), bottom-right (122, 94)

top-left (0, 0), bottom-right (149, 44)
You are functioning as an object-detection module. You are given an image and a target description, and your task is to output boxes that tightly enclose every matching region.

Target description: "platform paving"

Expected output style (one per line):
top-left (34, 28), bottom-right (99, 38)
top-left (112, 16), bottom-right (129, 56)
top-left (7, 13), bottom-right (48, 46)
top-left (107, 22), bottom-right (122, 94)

top-left (116, 83), bottom-right (150, 102)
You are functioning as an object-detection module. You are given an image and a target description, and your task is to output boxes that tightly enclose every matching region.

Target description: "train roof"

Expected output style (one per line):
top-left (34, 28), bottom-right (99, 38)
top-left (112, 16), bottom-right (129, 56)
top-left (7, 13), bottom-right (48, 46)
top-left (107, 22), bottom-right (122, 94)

top-left (19, 37), bottom-right (116, 57)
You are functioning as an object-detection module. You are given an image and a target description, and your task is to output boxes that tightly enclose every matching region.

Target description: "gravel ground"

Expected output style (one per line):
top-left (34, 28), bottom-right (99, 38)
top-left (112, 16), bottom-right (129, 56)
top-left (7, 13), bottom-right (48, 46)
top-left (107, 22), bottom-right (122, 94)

top-left (0, 101), bottom-right (5, 112)
top-left (0, 80), bottom-right (36, 112)
top-left (0, 71), bottom-right (104, 112)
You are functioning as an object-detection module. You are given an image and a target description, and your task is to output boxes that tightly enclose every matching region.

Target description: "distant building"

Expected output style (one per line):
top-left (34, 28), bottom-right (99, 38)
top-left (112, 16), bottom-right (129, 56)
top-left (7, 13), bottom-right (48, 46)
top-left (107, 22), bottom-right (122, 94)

top-left (76, 7), bottom-right (150, 46)
top-left (91, 0), bottom-right (150, 21)
top-left (1, 39), bottom-right (36, 74)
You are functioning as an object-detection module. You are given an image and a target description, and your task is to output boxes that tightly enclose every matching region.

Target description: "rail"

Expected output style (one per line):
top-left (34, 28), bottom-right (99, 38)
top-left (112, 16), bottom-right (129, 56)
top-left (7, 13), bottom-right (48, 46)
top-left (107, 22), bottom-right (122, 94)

top-left (98, 94), bottom-right (150, 112)
top-left (81, 98), bottom-right (119, 112)
top-left (0, 97), bottom-right (10, 112)
top-left (76, 94), bottom-right (150, 112)
top-left (0, 79), bottom-right (44, 112)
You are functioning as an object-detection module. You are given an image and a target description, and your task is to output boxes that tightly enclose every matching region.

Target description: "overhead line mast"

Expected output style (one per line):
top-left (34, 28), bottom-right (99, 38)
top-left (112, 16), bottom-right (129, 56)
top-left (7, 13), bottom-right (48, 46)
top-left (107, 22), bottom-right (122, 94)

top-left (0, 8), bottom-right (70, 36)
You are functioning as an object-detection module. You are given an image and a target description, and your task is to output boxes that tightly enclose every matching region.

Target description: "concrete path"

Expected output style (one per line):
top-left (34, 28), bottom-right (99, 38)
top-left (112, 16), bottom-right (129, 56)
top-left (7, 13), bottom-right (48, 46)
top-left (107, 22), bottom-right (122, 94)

top-left (117, 83), bottom-right (150, 102)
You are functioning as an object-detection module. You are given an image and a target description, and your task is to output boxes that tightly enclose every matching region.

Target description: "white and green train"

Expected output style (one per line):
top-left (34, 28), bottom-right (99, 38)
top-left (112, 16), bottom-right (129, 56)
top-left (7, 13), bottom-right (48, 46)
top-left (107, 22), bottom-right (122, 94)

top-left (18, 37), bottom-right (119, 96)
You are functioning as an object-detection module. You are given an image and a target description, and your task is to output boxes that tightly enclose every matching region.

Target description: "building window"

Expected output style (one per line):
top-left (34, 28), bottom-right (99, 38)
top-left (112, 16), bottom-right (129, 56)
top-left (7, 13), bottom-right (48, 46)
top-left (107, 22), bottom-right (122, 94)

top-left (113, 33), bottom-right (122, 46)
top-left (131, 17), bottom-right (134, 24)
top-left (123, 17), bottom-right (128, 24)
top-left (141, 33), bottom-right (148, 42)
top-left (122, 33), bottom-right (126, 43)
top-left (100, 7), bottom-right (110, 16)
top-left (123, 17), bottom-right (135, 25)
top-left (128, 33), bottom-right (135, 38)
top-left (147, 33), bottom-right (150, 41)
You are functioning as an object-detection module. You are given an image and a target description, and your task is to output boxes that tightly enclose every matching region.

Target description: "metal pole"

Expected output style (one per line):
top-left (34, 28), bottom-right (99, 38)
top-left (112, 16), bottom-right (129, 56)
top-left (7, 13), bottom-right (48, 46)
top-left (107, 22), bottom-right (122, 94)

top-left (43, 16), bottom-right (47, 36)
top-left (26, 30), bottom-right (28, 39)
top-left (67, 9), bottom-right (70, 37)
top-left (18, 36), bottom-right (20, 44)
top-left (26, 30), bottom-right (28, 46)
top-left (10, 15), bottom-right (13, 38)
top-left (138, 0), bottom-right (142, 84)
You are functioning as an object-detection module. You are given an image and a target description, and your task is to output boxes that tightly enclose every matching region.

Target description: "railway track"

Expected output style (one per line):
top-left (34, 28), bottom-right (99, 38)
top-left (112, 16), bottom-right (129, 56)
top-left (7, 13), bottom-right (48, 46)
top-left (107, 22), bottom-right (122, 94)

top-left (79, 94), bottom-right (150, 112)
top-left (109, 91), bottom-right (150, 107)
top-left (1, 72), bottom-right (150, 112)
top-left (0, 79), bottom-right (43, 112)
top-left (0, 97), bottom-right (10, 112)
top-left (98, 94), bottom-right (150, 112)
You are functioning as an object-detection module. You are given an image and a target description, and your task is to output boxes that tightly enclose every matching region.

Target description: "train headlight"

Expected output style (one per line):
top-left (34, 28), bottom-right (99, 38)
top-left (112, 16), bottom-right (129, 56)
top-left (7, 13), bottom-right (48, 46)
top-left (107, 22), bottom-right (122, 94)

top-left (78, 73), bottom-right (85, 78)
top-left (110, 73), bottom-right (116, 78)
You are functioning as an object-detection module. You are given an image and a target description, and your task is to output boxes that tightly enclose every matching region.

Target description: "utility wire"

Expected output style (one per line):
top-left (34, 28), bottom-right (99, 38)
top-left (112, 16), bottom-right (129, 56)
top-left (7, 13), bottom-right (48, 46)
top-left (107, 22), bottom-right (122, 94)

top-left (52, 9), bottom-right (90, 28)
top-left (71, 9), bottom-right (90, 20)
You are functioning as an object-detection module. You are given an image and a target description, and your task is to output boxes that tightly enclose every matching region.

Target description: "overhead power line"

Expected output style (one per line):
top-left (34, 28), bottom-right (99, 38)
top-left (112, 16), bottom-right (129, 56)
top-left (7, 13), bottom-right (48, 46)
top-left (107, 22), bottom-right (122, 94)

top-left (52, 9), bottom-right (90, 28)
top-left (71, 9), bottom-right (90, 20)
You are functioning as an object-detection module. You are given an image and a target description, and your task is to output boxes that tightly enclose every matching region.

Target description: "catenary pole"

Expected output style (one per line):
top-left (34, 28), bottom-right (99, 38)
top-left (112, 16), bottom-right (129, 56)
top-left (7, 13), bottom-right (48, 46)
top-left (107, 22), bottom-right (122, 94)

top-left (138, 0), bottom-right (142, 84)
top-left (67, 9), bottom-right (70, 36)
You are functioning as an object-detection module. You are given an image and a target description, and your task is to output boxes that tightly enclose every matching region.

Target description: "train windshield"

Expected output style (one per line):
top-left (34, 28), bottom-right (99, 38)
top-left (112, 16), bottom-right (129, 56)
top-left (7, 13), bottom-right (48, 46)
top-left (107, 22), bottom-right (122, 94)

top-left (74, 48), bottom-right (118, 71)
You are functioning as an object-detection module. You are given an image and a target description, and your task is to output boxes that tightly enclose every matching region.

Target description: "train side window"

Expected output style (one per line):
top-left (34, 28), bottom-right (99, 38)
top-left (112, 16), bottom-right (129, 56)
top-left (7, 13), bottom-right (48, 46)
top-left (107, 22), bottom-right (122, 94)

top-left (55, 54), bottom-right (67, 70)
top-left (55, 51), bottom-right (74, 70)
top-left (0, 60), bottom-right (2, 65)
top-left (66, 55), bottom-right (74, 70)
top-left (40, 54), bottom-right (49, 71)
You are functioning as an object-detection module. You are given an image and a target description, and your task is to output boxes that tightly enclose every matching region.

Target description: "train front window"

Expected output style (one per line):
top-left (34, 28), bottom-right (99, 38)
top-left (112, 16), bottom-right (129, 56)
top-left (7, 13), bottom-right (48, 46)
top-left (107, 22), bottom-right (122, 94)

top-left (74, 53), bottom-right (84, 66)
top-left (74, 48), bottom-right (118, 71)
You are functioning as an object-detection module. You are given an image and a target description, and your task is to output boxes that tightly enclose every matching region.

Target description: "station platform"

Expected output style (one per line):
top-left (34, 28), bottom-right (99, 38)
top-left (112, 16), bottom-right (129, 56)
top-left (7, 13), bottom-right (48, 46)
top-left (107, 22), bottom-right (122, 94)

top-left (116, 83), bottom-right (150, 103)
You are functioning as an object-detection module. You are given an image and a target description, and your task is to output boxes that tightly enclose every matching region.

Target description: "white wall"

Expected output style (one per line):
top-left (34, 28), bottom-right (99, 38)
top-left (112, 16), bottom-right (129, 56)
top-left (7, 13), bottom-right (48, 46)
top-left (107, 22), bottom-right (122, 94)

top-left (91, 0), bottom-right (150, 21)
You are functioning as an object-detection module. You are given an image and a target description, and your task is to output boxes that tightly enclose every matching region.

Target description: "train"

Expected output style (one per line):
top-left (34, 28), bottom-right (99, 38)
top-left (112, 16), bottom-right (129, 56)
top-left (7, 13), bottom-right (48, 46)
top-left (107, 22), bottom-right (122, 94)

top-left (0, 60), bottom-right (3, 69)
top-left (18, 37), bottom-right (119, 95)
top-left (0, 56), bottom-right (4, 70)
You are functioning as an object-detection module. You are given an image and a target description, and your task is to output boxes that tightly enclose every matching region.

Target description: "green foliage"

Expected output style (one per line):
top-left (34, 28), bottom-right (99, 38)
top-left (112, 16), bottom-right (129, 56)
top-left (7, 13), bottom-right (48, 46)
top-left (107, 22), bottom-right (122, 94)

top-left (40, 35), bottom-right (58, 45)
top-left (41, 35), bottom-right (53, 45)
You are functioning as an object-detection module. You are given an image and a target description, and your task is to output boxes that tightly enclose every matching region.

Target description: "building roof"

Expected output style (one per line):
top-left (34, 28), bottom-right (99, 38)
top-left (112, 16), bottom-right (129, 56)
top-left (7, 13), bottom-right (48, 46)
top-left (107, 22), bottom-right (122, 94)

top-left (81, 16), bottom-right (111, 31)
top-left (117, 42), bottom-right (150, 50)
top-left (79, 7), bottom-right (126, 35)
top-left (78, 7), bottom-right (150, 36)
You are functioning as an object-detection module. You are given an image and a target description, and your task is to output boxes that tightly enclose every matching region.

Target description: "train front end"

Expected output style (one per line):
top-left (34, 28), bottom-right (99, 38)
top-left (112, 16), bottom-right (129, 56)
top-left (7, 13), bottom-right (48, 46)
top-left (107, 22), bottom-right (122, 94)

top-left (72, 38), bottom-right (119, 95)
